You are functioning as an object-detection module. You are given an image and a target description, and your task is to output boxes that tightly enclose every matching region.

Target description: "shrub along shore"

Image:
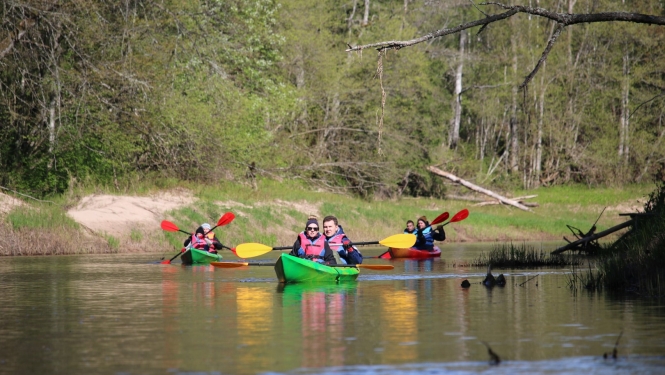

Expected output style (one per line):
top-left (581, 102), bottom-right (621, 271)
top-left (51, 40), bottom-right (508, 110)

top-left (568, 182), bottom-right (665, 296)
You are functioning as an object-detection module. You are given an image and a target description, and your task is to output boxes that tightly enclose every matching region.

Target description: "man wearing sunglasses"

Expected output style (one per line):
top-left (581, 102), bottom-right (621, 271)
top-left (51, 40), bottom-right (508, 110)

top-left (289, 216), bottom-right (337, 264)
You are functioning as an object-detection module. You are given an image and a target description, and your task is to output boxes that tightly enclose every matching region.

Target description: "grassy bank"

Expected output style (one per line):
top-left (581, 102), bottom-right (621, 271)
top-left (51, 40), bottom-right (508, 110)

top-left (0, 179), bottom-right (654, 256)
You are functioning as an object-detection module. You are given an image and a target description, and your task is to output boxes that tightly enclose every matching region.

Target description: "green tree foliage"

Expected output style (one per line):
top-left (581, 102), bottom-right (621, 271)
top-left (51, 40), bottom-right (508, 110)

top-left (0, 0), bottom-right (295, 195)
top-left (1, 0), bottom-right (663, 197)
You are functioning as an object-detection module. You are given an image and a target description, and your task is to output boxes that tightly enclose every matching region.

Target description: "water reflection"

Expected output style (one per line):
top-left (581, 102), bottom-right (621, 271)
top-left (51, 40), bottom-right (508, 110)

top-left (278, 283), bottom-right (357, 368)
top-left (2, 250), bottom-right (665, 374)
top-left (380, 290), bottom-right (418, 362)
top-left (237, 287), bottom-right (273, 368)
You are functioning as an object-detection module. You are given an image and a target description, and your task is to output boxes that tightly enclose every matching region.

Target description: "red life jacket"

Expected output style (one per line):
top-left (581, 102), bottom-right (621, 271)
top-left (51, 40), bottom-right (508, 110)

top-left (190, 234), bottom-right (207, 250)
top-left (326, 233), bottom-right (346, 252)
top-left (298, 232), bottom-right (326, 258)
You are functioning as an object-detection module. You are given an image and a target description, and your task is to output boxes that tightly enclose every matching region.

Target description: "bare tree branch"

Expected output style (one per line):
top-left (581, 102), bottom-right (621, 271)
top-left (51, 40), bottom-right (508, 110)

top-left (346, 3), bottom-right (665, 87)
top-left (345, 8), bottom-right (519, 52)
top-left (519, 22), bottom-right (564, 89)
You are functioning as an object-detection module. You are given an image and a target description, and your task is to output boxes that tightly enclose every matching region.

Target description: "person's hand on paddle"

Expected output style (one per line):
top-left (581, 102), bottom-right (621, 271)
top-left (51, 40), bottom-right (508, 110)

top-left (343, 239), bottom-right (354, 252)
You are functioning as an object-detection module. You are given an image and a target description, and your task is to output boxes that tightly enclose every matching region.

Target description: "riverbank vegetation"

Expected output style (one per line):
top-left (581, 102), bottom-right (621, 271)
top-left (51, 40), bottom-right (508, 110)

top-left (0, 180), bottom-right (652, 257)
top-left (471, 242), bottom-right (584, 268)
top-left (569, 182), bottom-right (665, 296)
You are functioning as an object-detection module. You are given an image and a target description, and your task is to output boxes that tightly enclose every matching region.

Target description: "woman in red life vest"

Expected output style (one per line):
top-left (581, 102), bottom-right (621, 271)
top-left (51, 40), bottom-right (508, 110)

top-left (289, 217), bottom-right (336, 264)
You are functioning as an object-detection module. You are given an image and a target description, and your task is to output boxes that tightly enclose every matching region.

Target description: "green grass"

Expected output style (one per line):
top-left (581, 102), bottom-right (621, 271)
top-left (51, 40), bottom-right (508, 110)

top-left (6, 203), bottom-right (80, 230)
top-left (106, 235), bottom-right (120, 250)
top-left (130, 229), bottom-right (143, 242)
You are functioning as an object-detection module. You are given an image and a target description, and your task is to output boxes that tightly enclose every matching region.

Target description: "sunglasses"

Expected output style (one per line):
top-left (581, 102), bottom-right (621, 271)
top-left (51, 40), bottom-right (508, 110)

top-left (306, 227), bottom-right (319, 231)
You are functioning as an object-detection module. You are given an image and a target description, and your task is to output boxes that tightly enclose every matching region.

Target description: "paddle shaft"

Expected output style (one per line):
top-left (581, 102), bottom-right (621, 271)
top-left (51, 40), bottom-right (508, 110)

top-left (165, 251), bottom-right (183, 263)
top-left (234, 233), bottom-right (415, 259)
top-left (253, 240), bottom-right (380, 253)
top-left (213, 262), bottom-right (391, 269)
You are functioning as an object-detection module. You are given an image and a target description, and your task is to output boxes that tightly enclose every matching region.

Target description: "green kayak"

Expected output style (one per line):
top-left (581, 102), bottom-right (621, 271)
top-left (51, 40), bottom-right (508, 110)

top-left (181, 248), bottom-right (222, 265)
top-left (274, 253), bottom-right (360, 283)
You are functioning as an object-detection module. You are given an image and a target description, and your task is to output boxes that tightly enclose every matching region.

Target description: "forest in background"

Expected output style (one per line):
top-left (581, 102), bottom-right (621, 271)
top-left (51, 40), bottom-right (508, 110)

top-left (2, 0), bottom-right (664, 199)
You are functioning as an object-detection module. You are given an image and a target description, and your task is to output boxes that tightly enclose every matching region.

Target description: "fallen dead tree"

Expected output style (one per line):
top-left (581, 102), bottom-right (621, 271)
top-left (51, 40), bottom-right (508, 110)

top-left (447, 194), bottom-right (538, 207)
top-left (551, 220), bottom-right (634, 254)
top-left (427, 166), bottom-right (533, 211)
top-left (475, 195), bottom-right (539, 208)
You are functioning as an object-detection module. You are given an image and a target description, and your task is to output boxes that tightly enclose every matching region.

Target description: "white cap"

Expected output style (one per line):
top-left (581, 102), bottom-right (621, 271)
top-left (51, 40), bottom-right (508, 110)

top-left (201, 223), bottom-right (211, 230)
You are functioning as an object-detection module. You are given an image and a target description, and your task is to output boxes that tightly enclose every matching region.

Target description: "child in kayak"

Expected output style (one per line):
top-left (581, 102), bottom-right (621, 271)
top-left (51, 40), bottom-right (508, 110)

top-left (183, 223), bottom-right (224, 253)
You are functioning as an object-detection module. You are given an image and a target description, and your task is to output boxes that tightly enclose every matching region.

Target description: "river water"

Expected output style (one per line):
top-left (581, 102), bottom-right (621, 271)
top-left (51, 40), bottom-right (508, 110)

top-left (1, 242), bottom-right (664, 375)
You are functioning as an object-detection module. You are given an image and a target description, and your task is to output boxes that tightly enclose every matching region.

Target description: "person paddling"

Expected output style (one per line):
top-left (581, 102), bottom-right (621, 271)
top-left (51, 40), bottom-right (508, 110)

top-left (289, 216), bottom-right (336, 264)
top-left (322, 215), bottom-right (363, 265)
top-left (183, 223), bottom-right (224, 253)
top-left (414, 216), bottom-right (446, 251)
top-left (404, 220), bottom-right (416, 234)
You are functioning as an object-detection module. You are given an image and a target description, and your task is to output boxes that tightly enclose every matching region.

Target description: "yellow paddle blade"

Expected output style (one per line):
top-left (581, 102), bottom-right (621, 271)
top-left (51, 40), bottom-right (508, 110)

top-left (234, 243), bottom-right (274, 258)
top-left (211, 262), bottom-right (248, 268)
top-left (378, 233), bottom-right (417, 249)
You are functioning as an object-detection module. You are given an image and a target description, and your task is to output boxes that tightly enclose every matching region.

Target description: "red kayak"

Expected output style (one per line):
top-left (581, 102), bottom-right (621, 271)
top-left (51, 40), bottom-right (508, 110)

top-left (378, 246), bottom-right (441, 259)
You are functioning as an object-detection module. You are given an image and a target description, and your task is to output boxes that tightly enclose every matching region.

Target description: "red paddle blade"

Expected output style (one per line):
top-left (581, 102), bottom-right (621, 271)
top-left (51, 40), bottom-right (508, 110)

top-left (160, 220), bottom-right (180, 232)
top-left (160, 259), bottom-right (171, 264)
top-left (431, 212), bottom-right (450, 226)
top-left (450, 209), bottom-right (469, 223)
top-left (217, 212), bottom-right (235, 227)
top-left (378, 250), bottom-right (393, 259)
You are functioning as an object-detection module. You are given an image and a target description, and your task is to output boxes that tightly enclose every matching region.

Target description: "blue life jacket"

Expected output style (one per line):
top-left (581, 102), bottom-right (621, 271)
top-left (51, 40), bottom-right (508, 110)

top-left (414, 226), bottom-right (434, 250)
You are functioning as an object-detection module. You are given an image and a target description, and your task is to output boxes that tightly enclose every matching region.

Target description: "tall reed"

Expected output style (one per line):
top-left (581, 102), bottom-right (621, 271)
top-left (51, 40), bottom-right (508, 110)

top-left (472, 242), bottom-right (584, 268)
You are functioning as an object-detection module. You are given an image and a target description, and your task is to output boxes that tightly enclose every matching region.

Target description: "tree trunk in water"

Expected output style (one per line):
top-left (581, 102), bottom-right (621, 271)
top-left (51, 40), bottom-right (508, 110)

top-left (449, 30), bottom-right (466, 149)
